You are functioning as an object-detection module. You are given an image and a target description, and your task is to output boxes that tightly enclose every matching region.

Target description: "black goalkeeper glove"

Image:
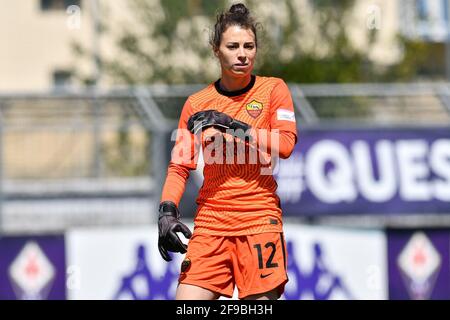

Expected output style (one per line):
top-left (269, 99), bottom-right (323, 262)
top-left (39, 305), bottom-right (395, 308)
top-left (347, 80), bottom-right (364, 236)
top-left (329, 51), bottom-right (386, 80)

top-left (158, 201), bottom-right (192, 262)
top-left (187, 110), bottom-right (251, 135)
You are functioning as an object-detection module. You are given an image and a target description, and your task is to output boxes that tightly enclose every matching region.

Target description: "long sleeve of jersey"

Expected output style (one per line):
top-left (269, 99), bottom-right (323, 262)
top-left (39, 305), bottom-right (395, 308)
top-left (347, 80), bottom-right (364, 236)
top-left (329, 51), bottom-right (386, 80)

top-left (160, 99), bottom-right (198, 206)
top-left (251, 129), bottom-right (297, 159)
top-left (250, 80), bottom-right (298, 159)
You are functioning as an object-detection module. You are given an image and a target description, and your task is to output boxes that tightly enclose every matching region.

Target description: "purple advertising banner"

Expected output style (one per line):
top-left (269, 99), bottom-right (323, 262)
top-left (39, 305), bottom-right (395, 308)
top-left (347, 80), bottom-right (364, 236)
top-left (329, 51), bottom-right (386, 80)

top-left (387, 229), bottom-right (450, 300)
top-left (0, 235), bottom-right (66, 300)
top-left (275, 127), bottom-right (450, 216)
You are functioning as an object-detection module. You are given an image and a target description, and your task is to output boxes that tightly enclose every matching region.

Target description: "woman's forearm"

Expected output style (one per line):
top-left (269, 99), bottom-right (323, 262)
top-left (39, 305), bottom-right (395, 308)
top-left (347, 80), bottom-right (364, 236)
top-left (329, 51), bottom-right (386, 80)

top-left (250, 129), bottom-right (297, 159)
top-left (160, 162), bottom-right (191, 206)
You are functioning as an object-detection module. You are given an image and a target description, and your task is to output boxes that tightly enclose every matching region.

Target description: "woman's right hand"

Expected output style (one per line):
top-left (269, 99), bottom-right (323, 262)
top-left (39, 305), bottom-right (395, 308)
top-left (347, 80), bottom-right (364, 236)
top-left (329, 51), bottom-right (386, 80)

top-left (157, 201), bottom-right (192, 262)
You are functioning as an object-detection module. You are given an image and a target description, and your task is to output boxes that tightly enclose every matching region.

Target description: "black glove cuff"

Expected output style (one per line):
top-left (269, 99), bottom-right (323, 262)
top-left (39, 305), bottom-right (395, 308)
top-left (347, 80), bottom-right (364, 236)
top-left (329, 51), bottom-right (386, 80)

top-left (158, 201), bottom-right (180, 219)
top-left (230, 119), bottom-right (251, 132)
top-left (229, 119), bottom-right (252, 143)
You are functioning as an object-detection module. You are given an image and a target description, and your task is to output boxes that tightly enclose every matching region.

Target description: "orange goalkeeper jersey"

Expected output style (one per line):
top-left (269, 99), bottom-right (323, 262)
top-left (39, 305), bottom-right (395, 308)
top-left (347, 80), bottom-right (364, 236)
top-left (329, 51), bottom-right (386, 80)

top-left (161, 75), bottom-right (298, 236)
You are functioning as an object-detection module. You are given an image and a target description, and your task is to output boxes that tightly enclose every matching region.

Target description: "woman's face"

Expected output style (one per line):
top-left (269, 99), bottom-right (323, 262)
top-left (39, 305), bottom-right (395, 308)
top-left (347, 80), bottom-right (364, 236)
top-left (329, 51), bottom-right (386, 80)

top-left (215, 25), bottom-right (256, 79)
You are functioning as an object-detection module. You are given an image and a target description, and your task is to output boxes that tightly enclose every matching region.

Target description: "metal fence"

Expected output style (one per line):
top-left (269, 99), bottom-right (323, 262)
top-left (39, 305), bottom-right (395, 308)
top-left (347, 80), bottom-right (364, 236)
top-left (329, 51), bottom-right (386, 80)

top-left (0, 83), bottom-right (449, 234)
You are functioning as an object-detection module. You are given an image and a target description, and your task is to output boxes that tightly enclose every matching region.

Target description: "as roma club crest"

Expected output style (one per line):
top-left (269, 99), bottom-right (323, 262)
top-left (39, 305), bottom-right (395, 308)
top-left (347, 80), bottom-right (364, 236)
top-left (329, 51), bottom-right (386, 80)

top-left (246, 100), bottom-right (263, 118)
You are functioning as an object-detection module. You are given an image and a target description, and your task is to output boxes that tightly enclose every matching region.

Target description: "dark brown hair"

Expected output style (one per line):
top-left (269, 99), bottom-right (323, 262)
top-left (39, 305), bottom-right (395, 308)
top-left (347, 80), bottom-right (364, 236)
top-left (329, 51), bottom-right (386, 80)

top-left (210, 3), bottom-right (258, 50)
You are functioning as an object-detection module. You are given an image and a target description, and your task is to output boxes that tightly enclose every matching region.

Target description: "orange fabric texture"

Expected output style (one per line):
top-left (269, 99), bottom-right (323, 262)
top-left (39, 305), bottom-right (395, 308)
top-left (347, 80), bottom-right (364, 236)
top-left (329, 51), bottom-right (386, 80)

top-left (161, 76), bottom-right (298, 236)
top-left (178, 232), bottom-right (288, 299)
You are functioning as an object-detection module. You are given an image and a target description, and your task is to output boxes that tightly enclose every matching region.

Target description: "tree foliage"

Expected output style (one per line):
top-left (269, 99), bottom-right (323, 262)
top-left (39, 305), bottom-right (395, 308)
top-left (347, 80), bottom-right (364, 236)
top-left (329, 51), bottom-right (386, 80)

top-left (92, 0), bottom-right (433, 85)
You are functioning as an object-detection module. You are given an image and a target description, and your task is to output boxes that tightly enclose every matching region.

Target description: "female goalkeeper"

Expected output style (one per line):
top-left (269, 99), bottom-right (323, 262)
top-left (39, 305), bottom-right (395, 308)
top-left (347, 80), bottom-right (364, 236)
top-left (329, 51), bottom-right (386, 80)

top-left (158, 3), bottom-right (298, 300)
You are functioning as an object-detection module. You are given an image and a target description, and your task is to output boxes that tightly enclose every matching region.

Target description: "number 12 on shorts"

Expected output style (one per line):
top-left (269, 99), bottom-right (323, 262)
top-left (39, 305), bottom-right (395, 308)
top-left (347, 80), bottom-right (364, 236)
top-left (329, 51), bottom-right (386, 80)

top-left (253, 242), bottom-right (279, 269)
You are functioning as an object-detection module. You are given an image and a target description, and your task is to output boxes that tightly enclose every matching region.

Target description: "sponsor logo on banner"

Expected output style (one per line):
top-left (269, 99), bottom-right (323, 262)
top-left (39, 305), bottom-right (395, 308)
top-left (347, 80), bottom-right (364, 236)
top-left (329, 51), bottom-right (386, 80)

top-left (8, 241), bottom-right (56, 300)
top-left (397, 232), bottom-right (441, 299)
top-left (284, 241), bottom-right (353, 300)
top-left (283, 224), bottom-right (387, 300)
top-left (67, 227), bottom-right (182, 300)
top-left (113, 244), bottom-right (178, 300)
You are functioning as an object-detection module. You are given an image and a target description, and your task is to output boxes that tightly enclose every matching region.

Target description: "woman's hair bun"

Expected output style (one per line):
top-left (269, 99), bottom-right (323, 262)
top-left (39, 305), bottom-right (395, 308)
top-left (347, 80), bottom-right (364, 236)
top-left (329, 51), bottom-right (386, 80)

top-left (229, 3), bottom-right (249, 16)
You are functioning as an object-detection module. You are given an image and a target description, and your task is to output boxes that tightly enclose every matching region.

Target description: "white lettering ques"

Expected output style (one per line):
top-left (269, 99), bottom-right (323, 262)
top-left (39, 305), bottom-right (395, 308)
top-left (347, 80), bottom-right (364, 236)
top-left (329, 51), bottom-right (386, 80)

top-left (277, 138), bottom-right (450, 204)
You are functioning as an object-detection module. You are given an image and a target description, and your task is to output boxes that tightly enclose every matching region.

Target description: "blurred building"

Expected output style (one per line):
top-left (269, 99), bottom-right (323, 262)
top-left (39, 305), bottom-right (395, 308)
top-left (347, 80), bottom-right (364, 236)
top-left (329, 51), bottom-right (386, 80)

top-left (0, 0), bottom-right (136, 91)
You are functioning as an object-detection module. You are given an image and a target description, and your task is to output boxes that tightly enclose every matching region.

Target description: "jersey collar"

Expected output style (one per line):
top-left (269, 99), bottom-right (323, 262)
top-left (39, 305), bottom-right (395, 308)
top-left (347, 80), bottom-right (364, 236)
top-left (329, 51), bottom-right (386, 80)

top-left (214, 75), bottom-right (256, 97)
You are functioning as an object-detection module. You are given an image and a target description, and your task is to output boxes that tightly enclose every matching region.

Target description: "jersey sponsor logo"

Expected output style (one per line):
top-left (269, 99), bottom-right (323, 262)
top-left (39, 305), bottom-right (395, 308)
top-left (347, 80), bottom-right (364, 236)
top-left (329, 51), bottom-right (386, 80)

top-left (246, 100), bottom-right (263, 118)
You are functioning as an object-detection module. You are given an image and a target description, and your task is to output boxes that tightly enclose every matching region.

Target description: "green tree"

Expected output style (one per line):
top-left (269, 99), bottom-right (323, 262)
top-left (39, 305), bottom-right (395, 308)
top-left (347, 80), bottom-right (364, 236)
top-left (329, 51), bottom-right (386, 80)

top-left (104, 0), bottom-right (227, 84)
top-left (76, 0), bottom-right (435, 85)
top-left (107, 0), bottom-right (374, 84)
top-left (382, 37), bottom-right (445, 81)
top-left (251, 0), bottom-right (374, 83)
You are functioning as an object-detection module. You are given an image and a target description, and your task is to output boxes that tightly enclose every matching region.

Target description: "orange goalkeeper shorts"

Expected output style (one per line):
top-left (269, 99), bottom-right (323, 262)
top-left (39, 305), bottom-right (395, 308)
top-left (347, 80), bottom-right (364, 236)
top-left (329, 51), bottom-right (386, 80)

top-left (178, 232), bottom-right (288, 299)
